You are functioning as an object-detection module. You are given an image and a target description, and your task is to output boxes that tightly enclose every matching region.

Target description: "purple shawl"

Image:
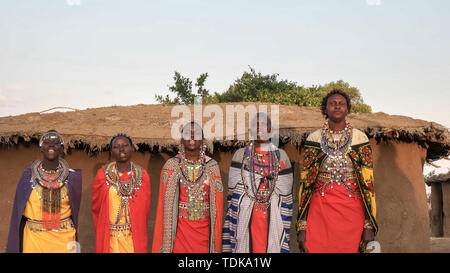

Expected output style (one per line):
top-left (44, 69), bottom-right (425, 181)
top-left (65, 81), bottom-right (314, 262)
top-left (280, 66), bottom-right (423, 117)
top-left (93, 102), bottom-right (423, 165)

top-left (5, 167), bottom-right (82, 253)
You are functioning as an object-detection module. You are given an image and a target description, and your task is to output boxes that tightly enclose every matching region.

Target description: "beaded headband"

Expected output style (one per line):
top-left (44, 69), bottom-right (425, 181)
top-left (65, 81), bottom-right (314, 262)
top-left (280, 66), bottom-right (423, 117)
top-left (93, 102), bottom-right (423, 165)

top-left (39, 131), bottom-right (64, 147)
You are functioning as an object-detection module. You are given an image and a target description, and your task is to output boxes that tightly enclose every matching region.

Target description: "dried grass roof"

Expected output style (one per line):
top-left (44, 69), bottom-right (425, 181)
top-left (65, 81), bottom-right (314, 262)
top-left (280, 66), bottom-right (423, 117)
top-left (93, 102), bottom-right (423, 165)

top-left (0, 103), bottom-right (448, 160)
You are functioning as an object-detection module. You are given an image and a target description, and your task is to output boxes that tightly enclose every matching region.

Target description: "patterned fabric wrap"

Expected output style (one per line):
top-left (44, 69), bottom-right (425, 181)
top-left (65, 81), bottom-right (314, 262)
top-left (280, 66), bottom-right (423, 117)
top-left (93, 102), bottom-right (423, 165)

top-left (152, 155), bottom-right (223, 253)
top-left (6, 167), bottom-right (82, 253)
top-left (296, 128), bottom-right (378, 252)
top-left (222, 146), bottom-right (294, 253)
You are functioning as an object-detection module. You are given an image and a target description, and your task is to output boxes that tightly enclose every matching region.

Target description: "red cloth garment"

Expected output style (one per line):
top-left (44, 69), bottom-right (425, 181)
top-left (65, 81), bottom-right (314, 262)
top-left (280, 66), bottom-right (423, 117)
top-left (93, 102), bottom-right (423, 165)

top-left (172, 183), bottom-right (210, 253)
top-left (152, 156), bottom-right (223, 253)
top-left (305, 180), bottom-right (365, 253)
top-left (91, 164), bottom-right (151, 253)
top-left (250, 181), bottom-right (269, 253)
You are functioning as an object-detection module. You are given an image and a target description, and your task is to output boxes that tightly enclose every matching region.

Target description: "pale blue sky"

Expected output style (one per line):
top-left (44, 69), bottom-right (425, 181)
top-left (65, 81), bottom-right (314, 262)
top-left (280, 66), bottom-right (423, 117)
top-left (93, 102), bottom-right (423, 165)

top-left (0, 0), bottom-right (449, 129)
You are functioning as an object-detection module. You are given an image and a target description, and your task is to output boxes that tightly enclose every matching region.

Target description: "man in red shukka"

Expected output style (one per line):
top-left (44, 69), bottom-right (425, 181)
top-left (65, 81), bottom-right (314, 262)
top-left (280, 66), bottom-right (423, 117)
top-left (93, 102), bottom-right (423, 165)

top-left (297, 90), bottom-right (377, 253)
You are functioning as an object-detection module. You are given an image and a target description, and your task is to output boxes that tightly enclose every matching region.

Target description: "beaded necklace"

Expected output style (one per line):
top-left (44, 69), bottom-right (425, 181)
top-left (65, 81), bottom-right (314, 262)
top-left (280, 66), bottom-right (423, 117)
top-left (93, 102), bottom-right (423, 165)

top-left (241, 142), bottom-right (280, 213)
top-left (319, 120), bottom-right (357, 197)
top-left (320, 120), bottom-right (352, 156)
top-left (30, 158), bottom-right (70, 230)
top-left (30, 159), bottom-right (69, 200)
top-left (105, 162), bottom-right (143, 225)
top-left (178, 147), bottom-right (208, 221)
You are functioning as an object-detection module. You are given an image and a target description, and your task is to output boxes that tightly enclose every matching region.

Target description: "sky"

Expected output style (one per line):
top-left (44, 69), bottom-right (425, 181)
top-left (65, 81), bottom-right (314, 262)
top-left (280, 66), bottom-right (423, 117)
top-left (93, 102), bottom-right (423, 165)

top-left (0, 1), bottom-right (449, 166)
top-left (1, 0), bottom-right (449, 125)
top-left (0, 0), bottom-right (449, 176)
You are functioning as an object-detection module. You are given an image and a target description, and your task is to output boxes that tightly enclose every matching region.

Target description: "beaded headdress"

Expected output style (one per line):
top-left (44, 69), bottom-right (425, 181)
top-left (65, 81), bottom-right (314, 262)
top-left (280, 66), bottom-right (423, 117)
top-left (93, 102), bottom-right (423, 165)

top-left (39, 130), bottom-right (64, 148)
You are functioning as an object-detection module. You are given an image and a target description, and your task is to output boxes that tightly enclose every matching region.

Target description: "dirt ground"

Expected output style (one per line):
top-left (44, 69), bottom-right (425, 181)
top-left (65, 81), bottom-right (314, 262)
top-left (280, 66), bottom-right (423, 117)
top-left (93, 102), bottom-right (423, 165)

top-left (430, 237), bottom-right (450, 253)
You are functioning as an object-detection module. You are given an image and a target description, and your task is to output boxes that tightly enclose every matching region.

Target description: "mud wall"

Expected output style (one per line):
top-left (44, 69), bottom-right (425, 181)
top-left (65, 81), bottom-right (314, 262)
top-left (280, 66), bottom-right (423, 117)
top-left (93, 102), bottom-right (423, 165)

top-left (371, 141), bottom-right (429, 252)
top-left (443, 183), bottom-right (450, 237)
top-left (430, 183), bottom-right (443, 237)
top-left (0, 140), bottom-right (430, 253)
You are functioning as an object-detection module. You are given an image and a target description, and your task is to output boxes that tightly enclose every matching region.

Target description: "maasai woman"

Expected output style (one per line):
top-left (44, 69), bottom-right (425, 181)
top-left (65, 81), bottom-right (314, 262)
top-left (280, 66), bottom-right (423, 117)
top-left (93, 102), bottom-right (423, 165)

top-left (91, 133), bottom-right (151, 253)
top-left (296, 89), bottom-right (377, 253)
top-left (6, 130), bottom-right (82, 253)
top-left (152, 122), bottom-right (223, 253)
top-left (222, 113), bottom-right (293, 253)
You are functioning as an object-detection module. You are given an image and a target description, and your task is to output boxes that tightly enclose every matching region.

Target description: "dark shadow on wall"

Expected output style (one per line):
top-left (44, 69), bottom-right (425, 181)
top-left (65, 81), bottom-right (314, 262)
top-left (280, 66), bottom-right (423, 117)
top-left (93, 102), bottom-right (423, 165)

top-left (146, 152), bottom-right (167, 251)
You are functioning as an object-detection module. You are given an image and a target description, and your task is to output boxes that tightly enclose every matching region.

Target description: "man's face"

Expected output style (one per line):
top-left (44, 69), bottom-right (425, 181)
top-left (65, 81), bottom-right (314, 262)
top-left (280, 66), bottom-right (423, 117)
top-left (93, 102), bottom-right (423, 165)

top-left (326, 94), bottom-right (348, 121)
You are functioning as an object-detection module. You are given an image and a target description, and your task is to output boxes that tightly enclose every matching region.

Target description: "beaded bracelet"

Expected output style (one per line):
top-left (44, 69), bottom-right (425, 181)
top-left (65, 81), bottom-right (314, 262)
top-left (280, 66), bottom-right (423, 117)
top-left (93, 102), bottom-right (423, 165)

top-left (364, 220), bottom-right (373, 229)
top-left (298, 220), bottom-right (307, 231)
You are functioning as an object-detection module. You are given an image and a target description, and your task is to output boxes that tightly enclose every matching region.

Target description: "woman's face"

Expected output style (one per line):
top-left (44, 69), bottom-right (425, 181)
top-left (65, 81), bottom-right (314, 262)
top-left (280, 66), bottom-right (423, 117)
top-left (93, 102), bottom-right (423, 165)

top-left (181, 124), bottom-right (203, 152)
top-left (251, 117), bottom-right (271, 142)
top-left (40, 137), bottom-right (62, 161)
top-left (326, 94), bottom-right (348, 122)
top-left (111, 136), bottom-right (132, 163)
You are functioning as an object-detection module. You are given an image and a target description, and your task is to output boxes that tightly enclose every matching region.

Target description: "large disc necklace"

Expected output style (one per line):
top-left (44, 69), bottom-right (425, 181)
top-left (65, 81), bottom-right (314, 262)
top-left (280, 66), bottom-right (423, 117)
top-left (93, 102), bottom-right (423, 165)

top-left (179, 151), bottom-right (207, 221)
top-left (320, 120), bottom-right (353, 187)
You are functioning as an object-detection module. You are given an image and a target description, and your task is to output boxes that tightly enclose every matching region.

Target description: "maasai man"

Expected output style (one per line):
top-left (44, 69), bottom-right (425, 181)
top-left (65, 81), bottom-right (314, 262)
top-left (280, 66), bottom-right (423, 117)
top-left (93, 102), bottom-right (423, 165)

top-left (6, 130), bottom-right (82, 253)
top-left (152, 122), bottom-right (223, 253)
top-left (222, 113), bottom-right (294, 253)
top-left (297, 89), bottom-right (377, 253)
top-left (91, 133), bottom-right (151, 253)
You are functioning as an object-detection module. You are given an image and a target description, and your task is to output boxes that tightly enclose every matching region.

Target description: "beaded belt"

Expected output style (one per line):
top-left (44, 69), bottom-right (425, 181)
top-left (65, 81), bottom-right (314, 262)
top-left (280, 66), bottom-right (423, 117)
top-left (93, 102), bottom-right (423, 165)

top-left (315, 172), bottom-right (361, 197)
top-left (178, 201), bottom-right (210, 221)
top-left (317, 171), bottom-right (356, 180)
top-left (110, 223), bottom-right (132, 237)
top-left (26, 217), bottom-right (74, 232)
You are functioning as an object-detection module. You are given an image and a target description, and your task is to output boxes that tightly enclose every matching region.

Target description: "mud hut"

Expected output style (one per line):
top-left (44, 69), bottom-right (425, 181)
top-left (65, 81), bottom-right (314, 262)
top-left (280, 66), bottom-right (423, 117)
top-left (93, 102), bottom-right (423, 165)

top-left (426, 171), bottom-right (450, 237)
top-left (1, 103), bottom-right (449, 253)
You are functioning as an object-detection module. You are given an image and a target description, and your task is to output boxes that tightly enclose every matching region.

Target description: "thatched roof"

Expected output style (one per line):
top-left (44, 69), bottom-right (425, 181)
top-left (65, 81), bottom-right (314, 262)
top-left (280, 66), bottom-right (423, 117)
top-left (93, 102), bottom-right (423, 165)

top-left (425, 171), bottom-right (450, 185)
top-left (0, 103), bottom-right (449, 160)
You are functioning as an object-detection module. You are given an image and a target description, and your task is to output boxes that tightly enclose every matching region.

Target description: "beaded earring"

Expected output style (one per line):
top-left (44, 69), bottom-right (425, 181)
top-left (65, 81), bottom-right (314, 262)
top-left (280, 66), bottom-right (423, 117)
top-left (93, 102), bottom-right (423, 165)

top-left (179, 143), bottom-right (185, 156)
top-left (200, 143), bottom-right (207, 157)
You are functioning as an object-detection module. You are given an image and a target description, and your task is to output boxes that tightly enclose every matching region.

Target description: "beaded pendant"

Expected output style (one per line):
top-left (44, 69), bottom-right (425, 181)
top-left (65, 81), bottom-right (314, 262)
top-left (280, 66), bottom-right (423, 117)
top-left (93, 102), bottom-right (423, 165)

top-left (179, 151), bottom-right (208, 221)
top-left (105, 162), bottom-right (143, 225)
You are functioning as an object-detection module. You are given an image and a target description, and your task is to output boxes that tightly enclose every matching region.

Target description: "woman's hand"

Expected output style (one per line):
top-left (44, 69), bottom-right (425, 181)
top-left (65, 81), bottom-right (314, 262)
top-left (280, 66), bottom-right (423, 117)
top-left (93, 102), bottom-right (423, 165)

top-left (362, 228), bottom-right (375, 246)
top-left (297, 230), bottom-right (307, 253)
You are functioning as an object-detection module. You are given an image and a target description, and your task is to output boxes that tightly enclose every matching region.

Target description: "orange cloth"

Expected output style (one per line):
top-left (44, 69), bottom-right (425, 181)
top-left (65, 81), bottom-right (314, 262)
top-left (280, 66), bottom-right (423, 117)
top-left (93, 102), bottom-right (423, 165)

top-left (22, 186), bottom-right (75, 253)
top-left (172, 183), bottom-right (210, 253)
top-left (305, 179), bottom-right (365, 253)
top-left (108, 184), bottom-right (134, 253)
